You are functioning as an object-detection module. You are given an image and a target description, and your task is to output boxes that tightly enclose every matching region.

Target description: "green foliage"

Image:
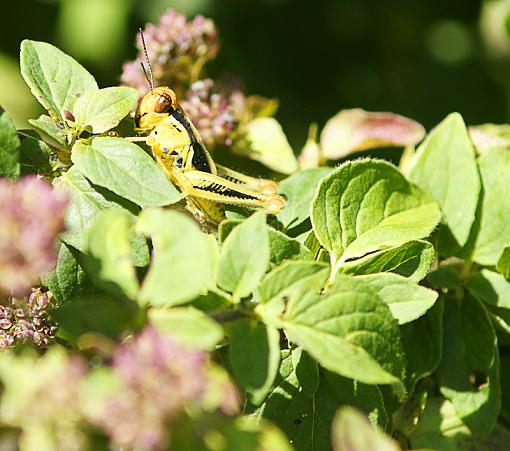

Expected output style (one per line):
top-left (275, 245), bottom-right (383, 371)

top-left (72, 87), bottom-right (138, 134)
top-left (0, 107), bottom-right (20, 178)
top-left (71, 137), bottom-right (181, 207)
top-left (20, 40), bottom-right (98, 123)
top-left (408, 113), bottom-right (479, 249)
top-left (2, 29), bottom-right (510, 451)
top-left (217, 211), bottom-right (270, 301)
top-left (311, 159), bottom-right (441, 272)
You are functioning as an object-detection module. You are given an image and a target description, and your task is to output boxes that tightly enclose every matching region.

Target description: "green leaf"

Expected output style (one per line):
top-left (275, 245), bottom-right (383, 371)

top-left (436, 295), bottom-right (501, 435)
top-left (338, 240), bottom-right (434, 282)
top-left (228, 319), bottom-right (280, 405)
top-left (53, 287), bottom-right (140, 340)
top-left (149, 306), bottom-right (224, 351)
top-left (497, 246), bottom-right (510, 279)
top-left (41, 242), bottom-right (86, 307)
top-left (408, 113), bottom-right (480, 248)
top-left (81, 210), bottom-right (139, 300)
top-left (71, 137), bottom-right (181, 207)
top-left (473, 148), bottom-right (510, 265)
top-left (236, 117), bottom-right (298, 174)
top-left (320, 108), bottom-right (425, 160)
top-left (276, 168), bottom-right (332, 229)
top-left (311, 159), bottom-right (441, 269)
top-left (29, 114), bottom-right (67, 147)
top-left (18, 135), bottom-right (54, 176)
top-left (260, 270), bottom-right (405, 384)
top-left (256, 260), bottom-right (330, 306)
top-left (136, 209), bottom-right (214, 307)
top-left (468, 123), bottom-right (510, 154)
top-left (190, 289), bottom-right (234, 313)
top-left (56, 166), bottom-right (141, 253)
top-left (426, 266), bottom-right (461, 290)
top-left (267, 228), bottom-right (313, 266)
top-left (466, 269), bottom-right (510, 310)
top-left (254, 348), bottom-right (387, 451)
top-left (195, 416), bottom-right (294, 451)
top-left (341, 273), bottom-right (438, 324)
top-left (410, 397), bottom-right (510, 451)
top-left (20, 40), bottom-right (98, 122)
top-left (401, 298), bottom-right (443, 392)
top-left (72, 87), bottom-right (138, 134)
top-left (219, 219), bottom-right (312, 266)
top-left (0, 106), bottom-right (20, 178)
top-left (217, 211), bottom-right (270, 300)
top-left (331, 406), bottom-right (400, 451)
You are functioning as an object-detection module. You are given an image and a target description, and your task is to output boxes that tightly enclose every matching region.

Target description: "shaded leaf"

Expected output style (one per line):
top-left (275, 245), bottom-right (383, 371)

top-left (410, 397), bottom-right (510, 451)
top-left (466, 269), bottom-right (510, 310)
top-left (276, 167), bottom-right (331, 230)
top-left (41, 242), bottom-right (86, 308)
top-left (0, 106), bottom-right (20, 178)
top-left (228, 319), bottom-right (280, 405)
top-left (56, 166), bottom-right (141, 253)
top-left (332, 406), bottom-right (400, 451)
top-left (497, 246), bottom-right (510, 280)
top-left (338, 240), bottom-right (434, 282)
top-left (436, 295), bottom-right (501, 435)
top-left (81, 210), bottom-right (139, 300)
top-left (18, 135), bottom-right (54, 176)
top-left (29, 114), bottom-right (67, 147)
top-left (254, 348), bottom-right (387, 451)
top-left (401, 298), bottom-right (444, 392)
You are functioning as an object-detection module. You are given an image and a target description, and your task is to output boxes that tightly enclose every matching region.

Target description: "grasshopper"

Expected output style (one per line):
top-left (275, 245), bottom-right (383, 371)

top-left (128, 32), bottom-right (286, 224)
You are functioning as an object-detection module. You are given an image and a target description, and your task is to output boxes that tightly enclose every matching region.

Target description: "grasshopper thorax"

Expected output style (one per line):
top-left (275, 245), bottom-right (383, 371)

top-left (135, 86), bottom-right (179, 132)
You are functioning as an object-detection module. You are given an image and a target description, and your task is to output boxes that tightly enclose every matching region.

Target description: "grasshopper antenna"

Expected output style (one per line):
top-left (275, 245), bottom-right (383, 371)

top-left (139, 28), bottom-right (154, 92)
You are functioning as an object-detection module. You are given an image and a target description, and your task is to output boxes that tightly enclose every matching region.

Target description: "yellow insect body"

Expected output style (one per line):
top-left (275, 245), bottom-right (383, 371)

top-left (133, 86), bottom-right (286, 224)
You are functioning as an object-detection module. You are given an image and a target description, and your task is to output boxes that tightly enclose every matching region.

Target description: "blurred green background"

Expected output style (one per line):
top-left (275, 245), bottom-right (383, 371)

top-left (3, 0), bottom-right (510, 149)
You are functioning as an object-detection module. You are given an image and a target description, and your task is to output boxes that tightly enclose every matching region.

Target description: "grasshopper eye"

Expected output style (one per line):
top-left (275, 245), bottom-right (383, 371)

top-left (154, 95), bottom-right (174, 114)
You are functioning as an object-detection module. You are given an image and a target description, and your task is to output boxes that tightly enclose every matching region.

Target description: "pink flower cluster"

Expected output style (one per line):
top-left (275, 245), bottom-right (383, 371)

top-left (121, 9), bottom-right (219, 95)
top-left (0, 288), bottom-right (57, 350)
top-left (89, 327), bottom-right (208, 450)
top-left (0, 176), bottom-right (67, 297)
top-left (181, 79), bottom-right (244, 148)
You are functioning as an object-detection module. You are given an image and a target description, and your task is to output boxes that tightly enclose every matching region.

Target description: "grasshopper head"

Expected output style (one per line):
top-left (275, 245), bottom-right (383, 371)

top-left (135, 87), bottom-right (178, 132)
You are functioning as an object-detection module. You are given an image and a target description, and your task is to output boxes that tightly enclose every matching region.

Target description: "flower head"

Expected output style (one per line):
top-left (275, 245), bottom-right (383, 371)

top-left (121, 9), bottom-right (219, 96)
top-left (89, 327), bottom-right (208, 450)
top-left (181, 78), bottom-right (245, 148)
top-left (0, 289), bottom-right (57, 350)
top-left (0, 176), bottom-right (68, 297)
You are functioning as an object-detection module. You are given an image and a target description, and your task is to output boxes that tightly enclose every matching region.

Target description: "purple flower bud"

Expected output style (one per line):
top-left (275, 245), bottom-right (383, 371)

top-left (121, 9), bottom-right (219, 97)
top-left (0, 176), bottom-right (68, 297)
top-left (181, 78), bottom-right (245, 149)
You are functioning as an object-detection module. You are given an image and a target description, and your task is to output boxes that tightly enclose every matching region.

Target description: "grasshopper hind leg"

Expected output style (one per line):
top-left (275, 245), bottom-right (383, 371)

top-left (215, 164), bottom-right (279, 195)
top-left (179, 170), bottom-right (285, 216)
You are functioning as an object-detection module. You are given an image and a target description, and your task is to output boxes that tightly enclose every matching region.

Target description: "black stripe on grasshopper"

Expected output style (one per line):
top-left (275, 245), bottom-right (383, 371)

top-left (171, 109), bottom-right (212, 173)
top-left (195, 183), bottom-right (258, 200)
